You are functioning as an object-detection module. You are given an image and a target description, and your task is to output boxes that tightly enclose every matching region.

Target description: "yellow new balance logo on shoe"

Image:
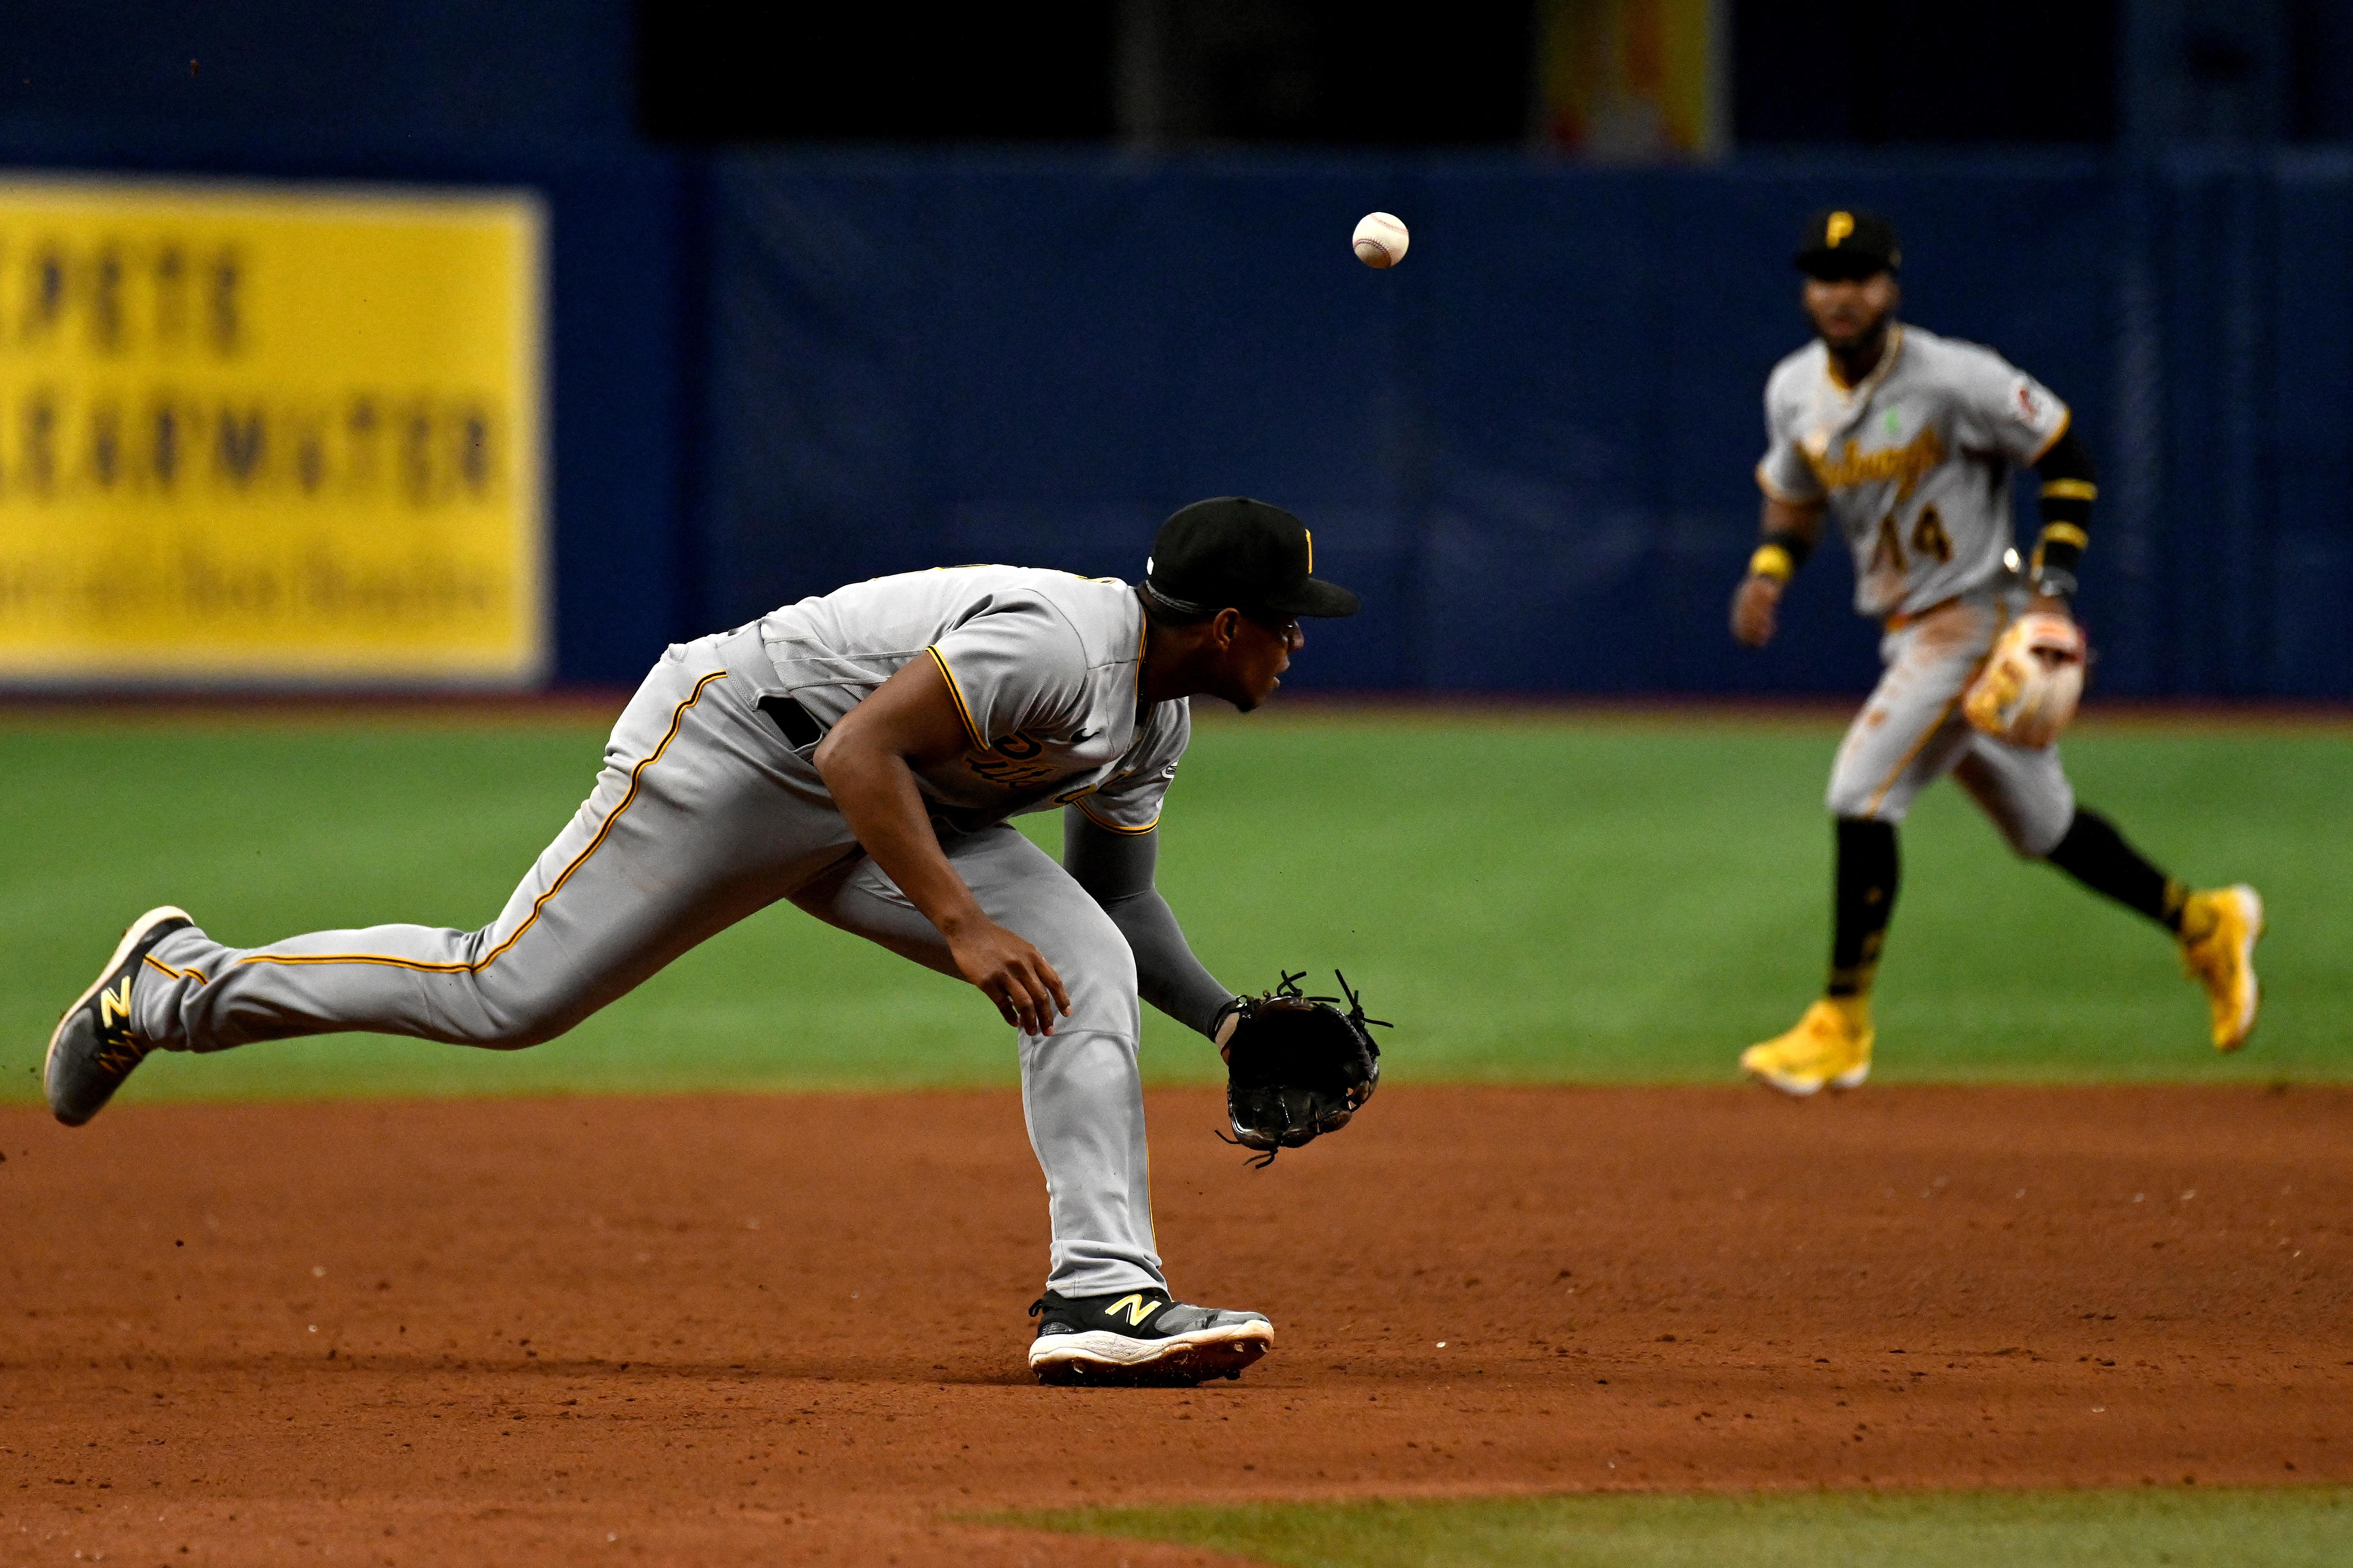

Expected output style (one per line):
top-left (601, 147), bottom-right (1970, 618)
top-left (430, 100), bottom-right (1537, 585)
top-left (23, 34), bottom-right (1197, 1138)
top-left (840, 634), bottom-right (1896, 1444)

top-left (1104, 1294), bottom-right (1164, 1328)
top-left (98, 978), bottom-right (135, 1028)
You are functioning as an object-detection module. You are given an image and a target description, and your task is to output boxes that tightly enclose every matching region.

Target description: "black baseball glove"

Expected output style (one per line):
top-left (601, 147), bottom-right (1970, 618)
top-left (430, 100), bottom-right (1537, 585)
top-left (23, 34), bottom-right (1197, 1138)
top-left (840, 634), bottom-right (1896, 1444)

top-left (1217, 971), bottom-right (1389, 1167)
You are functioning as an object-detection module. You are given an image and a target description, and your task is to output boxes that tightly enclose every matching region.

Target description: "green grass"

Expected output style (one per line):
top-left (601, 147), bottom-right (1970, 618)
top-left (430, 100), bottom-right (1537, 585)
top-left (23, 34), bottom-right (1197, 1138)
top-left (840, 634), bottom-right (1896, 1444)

top-left (1009, 1488), bottom-right (2353, 1567)
top-left (2, 710), bottom-right (2347, 1105)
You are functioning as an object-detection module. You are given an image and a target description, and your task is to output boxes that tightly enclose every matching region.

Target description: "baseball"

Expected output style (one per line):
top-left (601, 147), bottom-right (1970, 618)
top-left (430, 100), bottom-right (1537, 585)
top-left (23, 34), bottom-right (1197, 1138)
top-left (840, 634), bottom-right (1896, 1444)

top-left (1352, 211), bottom-right (1409, 269)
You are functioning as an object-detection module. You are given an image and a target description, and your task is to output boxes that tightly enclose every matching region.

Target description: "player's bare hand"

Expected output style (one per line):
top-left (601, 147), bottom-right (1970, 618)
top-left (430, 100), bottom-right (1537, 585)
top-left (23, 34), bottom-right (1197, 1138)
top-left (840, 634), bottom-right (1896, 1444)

top-left (947, 917), bottom-right (1072, 1036)
top-left (1732, 574), bottom-right (1783, 647)
top-left (1215, 1005), bottom-right (1242, 1064)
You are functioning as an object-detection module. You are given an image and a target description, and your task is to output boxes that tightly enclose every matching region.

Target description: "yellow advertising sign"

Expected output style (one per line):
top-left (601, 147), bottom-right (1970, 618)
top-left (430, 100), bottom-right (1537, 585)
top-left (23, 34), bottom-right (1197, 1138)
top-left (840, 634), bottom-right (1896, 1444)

top-left (0, 177), bottom-right (543, 684)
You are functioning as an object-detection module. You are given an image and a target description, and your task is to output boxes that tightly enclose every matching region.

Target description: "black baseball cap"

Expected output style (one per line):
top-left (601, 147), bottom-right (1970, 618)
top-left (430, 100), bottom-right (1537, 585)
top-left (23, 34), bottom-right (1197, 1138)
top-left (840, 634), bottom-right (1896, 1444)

top-left (1143, 497), bottom-right (1359, 621)
top-left (1795, 208), bottom-right (1900, 280)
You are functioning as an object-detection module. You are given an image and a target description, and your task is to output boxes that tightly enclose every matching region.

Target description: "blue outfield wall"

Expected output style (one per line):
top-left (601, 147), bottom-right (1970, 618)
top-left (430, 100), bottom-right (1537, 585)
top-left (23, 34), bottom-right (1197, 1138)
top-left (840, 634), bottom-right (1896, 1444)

top-left (700, 151), bottom-right (2353, 699)
top-left (0, 134), bottom-right (2340, 697)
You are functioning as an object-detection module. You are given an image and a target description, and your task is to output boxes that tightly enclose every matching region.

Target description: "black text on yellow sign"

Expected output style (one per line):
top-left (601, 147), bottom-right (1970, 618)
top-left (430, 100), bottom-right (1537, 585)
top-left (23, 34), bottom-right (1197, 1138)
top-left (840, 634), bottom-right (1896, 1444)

top-left (0, 179), bottom-right (543, 684)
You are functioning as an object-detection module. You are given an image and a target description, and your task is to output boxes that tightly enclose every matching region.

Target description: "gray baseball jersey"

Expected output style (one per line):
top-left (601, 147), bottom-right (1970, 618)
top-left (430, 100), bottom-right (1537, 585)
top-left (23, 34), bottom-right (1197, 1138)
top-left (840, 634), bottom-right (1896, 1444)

top-left (125, 571), bottom-right (1215, 1302)
top-left (1757, 324), bottom-right (2071, 620)
top-left (1759, 322), bottom-right (2081, 849)
top-left (762, 566), bottom-right (1186, 836)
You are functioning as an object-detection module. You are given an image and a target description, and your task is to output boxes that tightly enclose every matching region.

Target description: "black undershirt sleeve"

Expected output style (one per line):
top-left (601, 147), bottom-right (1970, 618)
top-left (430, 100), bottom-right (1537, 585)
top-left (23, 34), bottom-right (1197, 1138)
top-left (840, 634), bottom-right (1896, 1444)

top-left (2030, 425), bottom-right (2097, 587)
top-left (1061, 805), bottom-right (1237, 1038)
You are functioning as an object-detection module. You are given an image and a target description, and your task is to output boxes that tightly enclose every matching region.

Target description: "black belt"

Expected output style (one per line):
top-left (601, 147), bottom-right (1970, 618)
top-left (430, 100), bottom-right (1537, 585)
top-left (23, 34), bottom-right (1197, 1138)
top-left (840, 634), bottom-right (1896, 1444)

top-left (759, 694), bottom-right (825, 750)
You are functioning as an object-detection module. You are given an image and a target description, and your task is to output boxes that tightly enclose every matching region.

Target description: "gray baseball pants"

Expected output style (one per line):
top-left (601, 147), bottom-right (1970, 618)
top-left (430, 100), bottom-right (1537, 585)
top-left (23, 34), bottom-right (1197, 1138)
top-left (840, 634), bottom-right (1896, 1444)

top-left (1826, 590), bottom-right (2076, 855)
top-left (131, 627), bottom-right (1165, 1298)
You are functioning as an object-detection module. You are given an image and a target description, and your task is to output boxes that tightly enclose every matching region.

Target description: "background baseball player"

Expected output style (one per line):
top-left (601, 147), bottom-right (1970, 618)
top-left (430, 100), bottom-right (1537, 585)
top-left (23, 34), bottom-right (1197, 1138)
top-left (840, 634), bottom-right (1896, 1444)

top-left (44, 497), bottom-right (1358, 1386)
top-left (1728, 209), bottom-right (2264, 1095)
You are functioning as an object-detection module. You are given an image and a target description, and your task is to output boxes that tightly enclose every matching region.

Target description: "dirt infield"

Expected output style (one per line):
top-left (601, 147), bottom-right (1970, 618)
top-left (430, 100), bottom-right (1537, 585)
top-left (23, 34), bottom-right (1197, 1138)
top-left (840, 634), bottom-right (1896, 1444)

top-left (5, 1085), bottom-right (2348, 1565)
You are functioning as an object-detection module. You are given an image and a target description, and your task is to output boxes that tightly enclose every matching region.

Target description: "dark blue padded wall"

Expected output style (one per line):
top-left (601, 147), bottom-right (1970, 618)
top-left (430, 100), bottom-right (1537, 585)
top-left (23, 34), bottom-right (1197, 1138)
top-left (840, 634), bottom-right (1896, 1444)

top-left (2268, 158), bottom-right (2353, 698)
top-left (2132, 152), bottom-right (2353, 700)
top-left (701, 152), bottom-right (2353, 698)
top-left (703, 157), bottom-right (1420, 689)
top-left (1411, 158), bottom-right (2115, 694)
top-left (0, 123), bottom-right (2333, 695)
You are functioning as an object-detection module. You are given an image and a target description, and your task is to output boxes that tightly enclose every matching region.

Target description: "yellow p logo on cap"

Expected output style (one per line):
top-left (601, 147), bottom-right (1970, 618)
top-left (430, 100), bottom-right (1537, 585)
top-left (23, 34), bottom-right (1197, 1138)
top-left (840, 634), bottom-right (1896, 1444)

top-left (1827, 212), bottom-right (1855, 247)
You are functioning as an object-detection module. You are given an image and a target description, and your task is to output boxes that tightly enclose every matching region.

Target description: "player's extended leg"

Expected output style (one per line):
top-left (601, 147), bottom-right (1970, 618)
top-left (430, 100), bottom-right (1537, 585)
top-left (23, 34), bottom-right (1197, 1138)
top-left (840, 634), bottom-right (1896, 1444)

top-left (1742, 598), bottom-right (1999, 1095)
top-left (1738, 815), bottom-right (1906, 1095)
top-left (1827, 817), bottom-right (1900, 1005)
top-left (1954, 741), bottom-right (2265, 1050)
top-left (789, 826), bottom-right (1162, 1297)
top-left (46, 632), bottom-right (863, 1124)
top-left (792, 830), bottom-right (1274, 1386)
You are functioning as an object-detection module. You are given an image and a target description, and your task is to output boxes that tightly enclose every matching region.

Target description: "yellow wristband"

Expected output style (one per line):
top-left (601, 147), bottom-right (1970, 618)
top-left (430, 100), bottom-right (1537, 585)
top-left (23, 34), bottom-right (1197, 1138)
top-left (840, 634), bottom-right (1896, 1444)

top-left (1749, 544), bottom-right (1795, 583)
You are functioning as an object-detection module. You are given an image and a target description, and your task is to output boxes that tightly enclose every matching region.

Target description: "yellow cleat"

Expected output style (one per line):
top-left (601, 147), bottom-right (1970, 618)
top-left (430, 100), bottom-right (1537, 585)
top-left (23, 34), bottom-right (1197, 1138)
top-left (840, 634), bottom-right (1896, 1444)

top-left (1740, 997), bottom-right (1873, 1097)
top-left (2180, 885), bottom-right (2264, 1051)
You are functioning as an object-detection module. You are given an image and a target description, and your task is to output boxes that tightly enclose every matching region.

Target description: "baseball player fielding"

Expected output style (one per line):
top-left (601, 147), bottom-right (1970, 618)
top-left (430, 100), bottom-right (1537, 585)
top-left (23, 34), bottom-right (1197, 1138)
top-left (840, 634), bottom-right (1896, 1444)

top-left (43, 497), bottom-right (1363, 1388)
top-left (1730, 208), bottom-right (2264, 1095)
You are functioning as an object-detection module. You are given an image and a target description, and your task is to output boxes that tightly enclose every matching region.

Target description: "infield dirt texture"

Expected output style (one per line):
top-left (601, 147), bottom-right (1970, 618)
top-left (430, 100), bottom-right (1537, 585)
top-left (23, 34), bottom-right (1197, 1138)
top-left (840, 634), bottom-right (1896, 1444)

top-left (3, 708), bottom-right (2348, 1564)
top-left (7, 1087), bottom-right (2350, 1563)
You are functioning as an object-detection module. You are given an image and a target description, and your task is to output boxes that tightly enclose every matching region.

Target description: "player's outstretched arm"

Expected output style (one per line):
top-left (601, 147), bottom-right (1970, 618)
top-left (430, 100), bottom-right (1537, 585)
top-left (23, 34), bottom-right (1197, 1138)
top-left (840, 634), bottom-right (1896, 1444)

top-left (813, 658), bottom-right (1073, 1036)
top-left (1732, 496), bottom-right (1825, 647)
top-left (1062, 806), bottom-right (1239, 1044)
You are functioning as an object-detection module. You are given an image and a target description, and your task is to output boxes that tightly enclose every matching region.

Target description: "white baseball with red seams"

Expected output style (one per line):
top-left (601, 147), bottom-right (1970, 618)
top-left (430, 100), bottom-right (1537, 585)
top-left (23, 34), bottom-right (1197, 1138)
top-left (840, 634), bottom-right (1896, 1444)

top-left (1352, 211), bottom-right (1409, 268)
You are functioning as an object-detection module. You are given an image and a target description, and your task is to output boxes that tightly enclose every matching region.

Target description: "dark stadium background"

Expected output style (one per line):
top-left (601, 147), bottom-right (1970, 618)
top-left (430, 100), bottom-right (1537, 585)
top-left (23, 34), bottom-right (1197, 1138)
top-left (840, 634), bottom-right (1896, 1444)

top-left (4, 0), bottom-right (2347, 697)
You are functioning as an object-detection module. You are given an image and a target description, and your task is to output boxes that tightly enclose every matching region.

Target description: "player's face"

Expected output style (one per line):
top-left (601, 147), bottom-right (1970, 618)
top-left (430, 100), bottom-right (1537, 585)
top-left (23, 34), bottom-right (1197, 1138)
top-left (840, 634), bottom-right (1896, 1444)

top-left (1803, 271), bottom-right (1899, 352)
top-left (1218, 611), bottom-right (1303, 713)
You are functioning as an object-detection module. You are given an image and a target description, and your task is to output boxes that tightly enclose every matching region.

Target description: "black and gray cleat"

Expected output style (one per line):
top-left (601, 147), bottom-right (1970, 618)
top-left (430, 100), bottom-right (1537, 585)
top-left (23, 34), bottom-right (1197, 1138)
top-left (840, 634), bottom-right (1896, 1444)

top-left (1027, 1288), bottom-right (1273, 1387)
top-left (45, 906), bottom-right (193, 1127)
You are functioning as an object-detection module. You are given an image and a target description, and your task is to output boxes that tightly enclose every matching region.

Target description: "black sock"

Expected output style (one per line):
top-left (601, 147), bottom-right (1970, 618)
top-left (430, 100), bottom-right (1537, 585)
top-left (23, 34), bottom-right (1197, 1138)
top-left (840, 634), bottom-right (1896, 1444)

top-left (1829, 817), bottom-right (1900, 997)
top-left (2044, 809), bottom-right (2190, 932)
